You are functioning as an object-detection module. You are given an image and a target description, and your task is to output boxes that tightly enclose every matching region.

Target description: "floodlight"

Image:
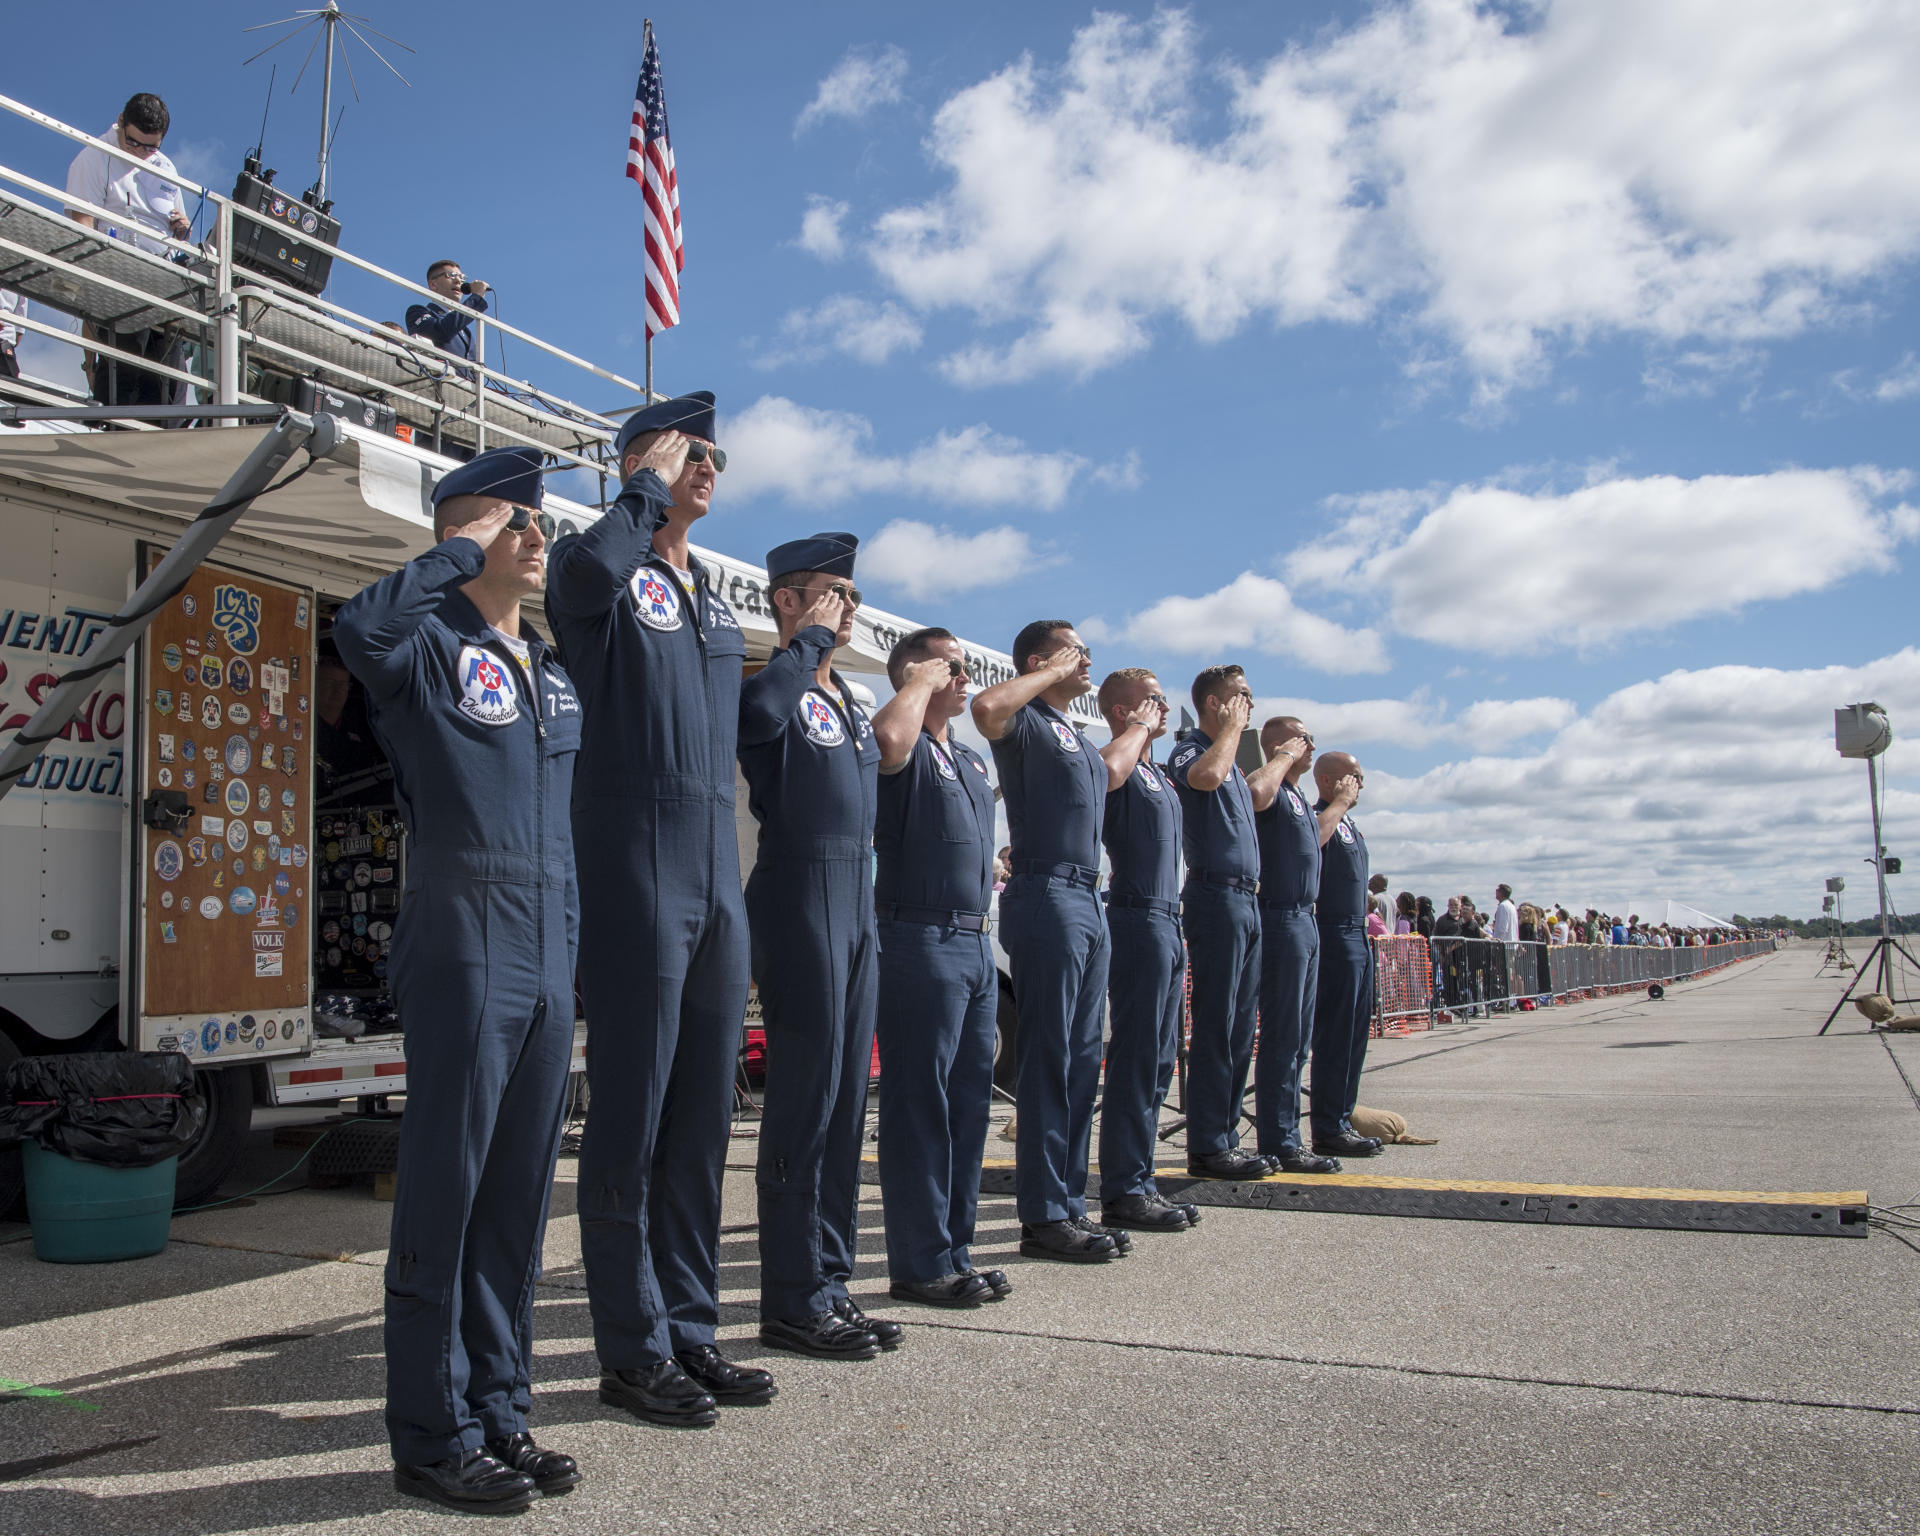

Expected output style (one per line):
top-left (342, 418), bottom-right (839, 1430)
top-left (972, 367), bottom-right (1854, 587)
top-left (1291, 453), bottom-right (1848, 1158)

top-left (1835, 702), bottom-right (1891, 759)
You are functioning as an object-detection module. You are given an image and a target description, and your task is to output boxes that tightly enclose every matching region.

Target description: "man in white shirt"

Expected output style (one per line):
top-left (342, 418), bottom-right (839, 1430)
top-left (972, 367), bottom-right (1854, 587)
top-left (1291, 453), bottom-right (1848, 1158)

top-left (0, 289), bottom-right (22, 379)
top-left (64, 94), bottom-right (193, 409)
top-left (1490, 884), bottom-right (1519, 944)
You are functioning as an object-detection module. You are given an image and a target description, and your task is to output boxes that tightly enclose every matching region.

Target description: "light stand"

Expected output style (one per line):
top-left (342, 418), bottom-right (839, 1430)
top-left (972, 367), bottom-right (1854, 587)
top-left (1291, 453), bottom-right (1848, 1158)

top-left (1821, 703), bottom-right (1918, 1032)
top-left (1817, 881), bottom-right (1852, 974)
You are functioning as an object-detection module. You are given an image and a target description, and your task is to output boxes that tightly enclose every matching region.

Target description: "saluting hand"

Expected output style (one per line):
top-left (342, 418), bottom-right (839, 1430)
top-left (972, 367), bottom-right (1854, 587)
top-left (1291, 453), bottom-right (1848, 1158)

top-left (901, 657), bottom-right (954, 695)
top-left (1334, 773), bottom-right (1361, 808)
top-left (1126, 695), bottom-right (1168, 738)
top-left (1044, 645), bottom-right (1086, 684)
top-left (1223, 692), bottom-right (1253, 734)
top-left (634, 429), bottom-right (692, 487)
top-left (1270, 734), bottom-right (1309, 764)
top-left (441, 501), bottom-right (519, 552)
top-left (796, 584), bottom-right (848, 638)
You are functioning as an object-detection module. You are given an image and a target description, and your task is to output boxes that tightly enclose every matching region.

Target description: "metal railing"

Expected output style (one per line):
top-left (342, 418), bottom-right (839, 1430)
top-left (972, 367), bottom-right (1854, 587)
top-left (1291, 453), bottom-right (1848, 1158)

top-left (0, 93), bottom-right (645, 483)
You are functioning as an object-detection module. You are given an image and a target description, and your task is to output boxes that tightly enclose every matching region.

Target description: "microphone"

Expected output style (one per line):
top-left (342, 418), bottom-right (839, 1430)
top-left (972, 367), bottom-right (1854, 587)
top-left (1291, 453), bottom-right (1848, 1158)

top-left (462, 279), bottom-right (487, 296)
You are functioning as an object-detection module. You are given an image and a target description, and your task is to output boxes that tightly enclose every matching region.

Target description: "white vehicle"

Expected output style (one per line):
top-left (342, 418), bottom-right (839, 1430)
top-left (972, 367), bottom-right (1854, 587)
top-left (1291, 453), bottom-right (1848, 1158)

top-left (0, 96), bottom-right (1103, 1210)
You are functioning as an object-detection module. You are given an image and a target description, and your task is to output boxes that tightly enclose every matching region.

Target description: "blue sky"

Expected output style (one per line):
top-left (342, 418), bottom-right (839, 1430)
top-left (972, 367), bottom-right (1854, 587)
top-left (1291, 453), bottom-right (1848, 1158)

top-left (6, 1), bottom-right (1917, 917)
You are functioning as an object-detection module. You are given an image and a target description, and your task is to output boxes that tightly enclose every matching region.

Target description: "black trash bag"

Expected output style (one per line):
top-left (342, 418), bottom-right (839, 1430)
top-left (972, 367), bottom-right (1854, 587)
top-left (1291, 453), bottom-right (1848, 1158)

top-left (0, 1052), bottom-right (207, 1168)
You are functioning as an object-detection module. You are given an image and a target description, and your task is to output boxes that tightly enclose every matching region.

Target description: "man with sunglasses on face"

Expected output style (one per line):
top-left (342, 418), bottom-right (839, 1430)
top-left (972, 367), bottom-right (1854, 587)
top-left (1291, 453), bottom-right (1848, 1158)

top-left (546, 393), bottom-right (772, 1427)
top-left (333, 447), bottom-right (583, 1514)
top-left (738, 535), bottom-right (898, 1358)
top-left (1251, 716), bottom-right (1343, 1173)
top-left (65, 93), bottom-right (193, 411)
top-left (971, 623), bottom-right (1131, 1263)
top-left (1169, 665), bottom-right (1302, 1181)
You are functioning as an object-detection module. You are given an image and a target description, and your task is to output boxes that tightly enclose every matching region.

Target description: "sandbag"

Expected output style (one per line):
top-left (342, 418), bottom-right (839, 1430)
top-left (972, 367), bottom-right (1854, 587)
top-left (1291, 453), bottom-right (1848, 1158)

top-left (0, 1052), bottom-right (207, 1168)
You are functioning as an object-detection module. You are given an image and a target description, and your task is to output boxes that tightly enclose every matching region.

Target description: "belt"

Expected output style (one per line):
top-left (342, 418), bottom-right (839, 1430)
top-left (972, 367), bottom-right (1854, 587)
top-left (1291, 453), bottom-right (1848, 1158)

top-left (1258, 899), bottom-right (1314, 914)
top-left (1187, 871), bottom-right (1259, 895)
top-left (1010, 860), bottom-right (1099, 889)
top-left (875, 902), bottom-right (992, 934)
top-left (1105, 893), bottom-right (1181, 918)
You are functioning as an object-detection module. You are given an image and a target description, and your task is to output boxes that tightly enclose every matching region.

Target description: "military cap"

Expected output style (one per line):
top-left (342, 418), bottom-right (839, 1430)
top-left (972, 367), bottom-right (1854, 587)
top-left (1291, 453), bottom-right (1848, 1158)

top-left (766, 531), bottom-right (858, 581)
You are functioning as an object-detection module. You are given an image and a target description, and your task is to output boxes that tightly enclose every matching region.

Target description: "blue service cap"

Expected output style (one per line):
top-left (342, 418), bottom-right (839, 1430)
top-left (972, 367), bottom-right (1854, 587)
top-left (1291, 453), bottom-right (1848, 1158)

top-left (430, 445), bottom-right (546, 509)
top-left (766, 531), bottom-right (858, 581)
top-left (613, 390), bottom-right (717, 461)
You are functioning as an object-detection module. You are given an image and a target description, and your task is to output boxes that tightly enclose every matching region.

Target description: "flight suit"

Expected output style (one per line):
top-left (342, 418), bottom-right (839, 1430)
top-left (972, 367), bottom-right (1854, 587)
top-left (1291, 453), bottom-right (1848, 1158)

top-left (333, 538), bottom-right (581, 1467)
top-left (874, 729), bottom-right (997, 1285)
top-left (1098, 756), bottom-right (1185, 1202)
top-left (1254, 780), bottom-right (1321, 1155)
top-left (1312, 803), bottom-right (1374, 1142)
top-left (989, 700), bottom-right (1109, 1225)
top-left (1168, 731), bottom-right (1262, 1157)
top-left (545, 469), bottom-right (750, 1369)
top-left (737, 628), bottom-right (880, 1320)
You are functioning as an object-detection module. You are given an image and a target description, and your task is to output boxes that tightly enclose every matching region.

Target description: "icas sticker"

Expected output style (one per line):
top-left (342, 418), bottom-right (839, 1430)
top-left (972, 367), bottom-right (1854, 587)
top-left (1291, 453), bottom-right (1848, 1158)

top-left (211, 584), bottom-right (261, 655)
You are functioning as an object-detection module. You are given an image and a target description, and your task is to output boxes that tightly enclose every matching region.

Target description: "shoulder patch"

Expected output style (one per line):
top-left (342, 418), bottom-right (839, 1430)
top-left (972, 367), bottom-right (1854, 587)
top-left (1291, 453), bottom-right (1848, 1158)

top-left (799, 692), bottom-right (846, 746)
top-left (1049, 720), bottom-right (1082, 754)
top-left (1135, 761), bottom-right (1163, 792)
top-left (456, 645), bottom-right (520, 726)
top-left (631, 569), bottom-right (684, 632)
top-left (1171, 744), bottom-right (1199, 768)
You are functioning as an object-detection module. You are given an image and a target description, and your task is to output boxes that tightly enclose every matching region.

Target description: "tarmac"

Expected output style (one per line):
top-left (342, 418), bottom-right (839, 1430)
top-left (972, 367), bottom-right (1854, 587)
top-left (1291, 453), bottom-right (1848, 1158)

top-left (2, 943), bottom-right (1916, 1535)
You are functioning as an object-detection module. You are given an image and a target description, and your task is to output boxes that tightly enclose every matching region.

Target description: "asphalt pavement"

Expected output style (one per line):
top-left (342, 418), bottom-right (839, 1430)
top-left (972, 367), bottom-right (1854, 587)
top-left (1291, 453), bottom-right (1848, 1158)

top-left (2, 943), bottom-right (1915, 1535)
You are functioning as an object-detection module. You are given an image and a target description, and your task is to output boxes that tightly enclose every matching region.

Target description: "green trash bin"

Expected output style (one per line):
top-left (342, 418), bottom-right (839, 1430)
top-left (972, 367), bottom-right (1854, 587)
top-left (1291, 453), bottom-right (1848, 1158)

top-left (21, 1142), bottom-right (178, 1263)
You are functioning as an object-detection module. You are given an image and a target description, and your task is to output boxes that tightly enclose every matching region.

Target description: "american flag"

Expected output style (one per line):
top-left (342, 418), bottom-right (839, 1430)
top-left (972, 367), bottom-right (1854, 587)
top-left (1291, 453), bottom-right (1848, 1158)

top-left (627, 25), bottom-right (683, 338)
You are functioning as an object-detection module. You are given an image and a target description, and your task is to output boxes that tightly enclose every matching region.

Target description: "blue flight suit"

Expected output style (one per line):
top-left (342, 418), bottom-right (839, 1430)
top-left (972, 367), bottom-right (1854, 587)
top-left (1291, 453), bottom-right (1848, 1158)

top-left (545, 470), bottom-right (750, 1369)
top-left (874, 729), bottom-right (997, 1284)
top-left (1098, 756), bottom-right (1185, 1202)
top-left (738, 629), bottom-right (880, 1320)
top-left (1254, 780), bottom-right (1321, 1154)
top-left (333, 537), bottom-right (580, 1467)
top-left (990, 700), bottom-right (1109, 1225)
top-left (1312, 803), bottom-right (1373, 1141)
top-left (1167, 731), bottom-right (1262, 1157)
top-left (405, 293), bottom-right (488, 361)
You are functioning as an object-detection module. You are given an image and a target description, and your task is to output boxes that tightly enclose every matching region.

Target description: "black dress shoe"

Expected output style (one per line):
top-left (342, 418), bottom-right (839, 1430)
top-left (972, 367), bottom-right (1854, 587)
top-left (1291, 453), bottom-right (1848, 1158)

top-left (598, 1360), bottom-right (719, 1428)
top-left (760, 1311), bottom-right (881, 1360)
top-left (1172, 1199), bottom-right (1202, 1226)
top-left (1186, 1147), bottom-right (1272, 1180)
top-left (1270, 1146), bottom-right (1342, 1174)
top-left (393, 1449), bottom-right (535, 1514)
top-left (1019, 1219), bottom-right (1116, 1263)
top-left (1099, 1192), bottom-right (1189, 1232)
top-left (1073, 1214), bottom-right (1133, 1254)
top-left (959, 1267), bottom-right (1012, 1299)
top-left (483, 1432), bottom-right (579, 1496)
top-left (674, 1344), bottom-right (777, 1405)
top-left (1313, 1133), bottom-right (1383, 1158)
top-left (889, 1272), bottom-right (990, 1308)
top-left (833, 1295), bottom-right (904, 1350)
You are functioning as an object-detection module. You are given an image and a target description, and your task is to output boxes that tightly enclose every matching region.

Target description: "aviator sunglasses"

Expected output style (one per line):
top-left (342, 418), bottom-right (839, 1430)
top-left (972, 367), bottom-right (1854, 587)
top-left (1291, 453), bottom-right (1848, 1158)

top-left (505, 505), bottom-right (557, 539)
top-left (685, 441), bottom-right (728, 472)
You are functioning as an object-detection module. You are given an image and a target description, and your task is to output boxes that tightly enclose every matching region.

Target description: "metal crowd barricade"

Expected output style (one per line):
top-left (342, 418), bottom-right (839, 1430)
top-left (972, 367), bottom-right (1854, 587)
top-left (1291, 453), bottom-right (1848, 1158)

top-left (1370, 934), bottom-right (1434, 1036)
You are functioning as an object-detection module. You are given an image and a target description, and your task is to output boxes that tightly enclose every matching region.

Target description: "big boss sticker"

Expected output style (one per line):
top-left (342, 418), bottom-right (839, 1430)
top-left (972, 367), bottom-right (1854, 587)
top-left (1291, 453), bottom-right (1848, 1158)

top-left (455, 645), bottom-right (519, 726)
top-left (211, 584), bottom-right (261, 655)
top-left (631, 569), bottom-right (683, 632)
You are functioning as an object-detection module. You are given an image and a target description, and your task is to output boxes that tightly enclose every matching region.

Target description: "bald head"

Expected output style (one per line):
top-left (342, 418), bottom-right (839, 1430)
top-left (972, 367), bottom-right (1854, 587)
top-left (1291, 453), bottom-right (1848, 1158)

top-left (1314, 751), bottom-right (1360, 796)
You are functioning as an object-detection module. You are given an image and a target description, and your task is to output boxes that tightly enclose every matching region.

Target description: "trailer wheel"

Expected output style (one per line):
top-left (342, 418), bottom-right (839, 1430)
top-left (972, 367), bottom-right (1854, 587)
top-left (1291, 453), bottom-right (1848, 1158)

top-left (0, 1031), bottom-right (22, 1222)
top-left (173, 1066), bottom-right (254, 1209)
top-left (993, 981), bottom-right (1019, 1094)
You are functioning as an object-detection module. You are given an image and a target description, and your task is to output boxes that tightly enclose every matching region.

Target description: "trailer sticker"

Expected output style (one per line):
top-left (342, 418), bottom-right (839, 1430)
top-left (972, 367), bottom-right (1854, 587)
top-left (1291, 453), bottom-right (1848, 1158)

top-left (212, 585), bottom-right (262, 655)
top-left (225, 735), bottom-right (251, 775)
top-left (226, 819), bottom-right (249, 853)
top-left (201, 815), bottom-right (224, 837)
top-left (252, 819), bottom-right (271, 836)
top-left (160, 891), bottom-right (173, 909)
top-left (230, 886), bottom-right (257, 917)
top-left (273, 871), bottom-right (291, 896)
top-left (180, 738), bottom-right (195, 760)
top-left (198, 896), bottom-right (223, 919)
top-left (228, 702), bottom-right (251, 726)
top-left (157, 733), bottom-right (174, 763)
top-left (225, 1021), bottom-right (237, 1044)
top-left (282, 903), bottom-right (298, 926)
top-left (201, 1020), bottom-right (220, 1051)
top-left (157, 768), bottom-right (172, 787)
top-left (154, 689), bottom-right (172, 713)
top-left (295, 597), bottom-right (309, 630)
top-left (160, 922), bottom-right (176, 945)
top-left (252, 847), bottom-right (268, 871)
top-left (154, 840), bottom-right (182, 881)
top-left (183, 769), bottom-right (196, 790)
top-left (227, 659), bottom-right (252, 695)
top-left (162, 643), bottom-right (182, 672)
top-left (212, 868), bottom-right (224, 888)
top-left (181, 594), bottom-right (196, 617)
top-left (199, 656), bottom-right (222, 689)
top-left (187, 836), bottom-right (207, 867)
top-left (200, 696), bottom-right (221, 729)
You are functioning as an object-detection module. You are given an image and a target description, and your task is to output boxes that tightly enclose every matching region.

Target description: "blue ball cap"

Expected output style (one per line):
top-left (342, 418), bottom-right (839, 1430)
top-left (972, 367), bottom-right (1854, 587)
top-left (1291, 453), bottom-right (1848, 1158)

top-left (613, 390), bottom-right (717, 461)
top-left (429, 445), bottom-right (546, 510)
top-left (766, 531), bottom-right (858, 581)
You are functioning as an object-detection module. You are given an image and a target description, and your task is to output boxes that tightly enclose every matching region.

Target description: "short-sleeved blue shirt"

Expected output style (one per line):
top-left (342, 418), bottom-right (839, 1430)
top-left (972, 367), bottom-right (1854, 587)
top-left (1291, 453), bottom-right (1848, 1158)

top-left (1255, 779), bottom-right (1321, 909)
top-left (875, 730), bottom-right (995, 913)
top-left (1167, 729), bottom-right (1258, 883)
top-left (1315, 802), bottom-right (1369, 923)
top-left (1102, 757), bottom-right (1182, 903)
top-left (988, 699), bottom-right (1105, 872)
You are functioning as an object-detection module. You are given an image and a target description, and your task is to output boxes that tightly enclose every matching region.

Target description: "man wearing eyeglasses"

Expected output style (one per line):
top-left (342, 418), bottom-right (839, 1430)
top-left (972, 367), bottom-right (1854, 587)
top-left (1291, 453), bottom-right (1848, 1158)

top-left (1251, 716), bottom-right (1343, 1173)
top-left (546, 393), bottom-right (771, 1427)
top-left (738, 534), bottom-right (898, 1358)
top-left (406, 260), bottom-right (491, 363)
top-left (333, 446), bottom-right (584, 1514)
top-left (1168, 664), bottom-right (1301, 1181)
top-left (971, 623), bottom-right (1130, 1263)
top-left (64, 94), bottom-right (193, 410)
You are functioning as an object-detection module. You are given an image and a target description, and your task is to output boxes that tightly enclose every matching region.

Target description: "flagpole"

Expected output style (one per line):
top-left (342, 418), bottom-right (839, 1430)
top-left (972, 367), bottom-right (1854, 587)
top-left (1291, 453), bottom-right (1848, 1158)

top-left (643, 15), bottom-right (654, 405)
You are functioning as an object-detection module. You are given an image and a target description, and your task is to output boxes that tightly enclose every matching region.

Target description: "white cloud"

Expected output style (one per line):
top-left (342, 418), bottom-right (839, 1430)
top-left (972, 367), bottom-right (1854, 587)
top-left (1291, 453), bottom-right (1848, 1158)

top-left (1352, 648), bottom-right (1920, 918)
top-left (1119, 571), bottom-right (1390, 676)
top-left (862, 520), bottom-right (1056, 600)
top-left (755, 296), bottom-right (923, 368)
top-left (1250, 689), bottom-right (1575, 751)
top-left (1875, 353), bottom-right (1920, 402)
top-left (840, 2), bottom-right (1920, 394)
top-left (797, 196), bottom-right (850, 261)
top-left (796, 45), bottom-right (909, 134)
top-left (1287, 467), bottom-right (1918, 650)
top-left (721, 394), bottom-right (1107, 510)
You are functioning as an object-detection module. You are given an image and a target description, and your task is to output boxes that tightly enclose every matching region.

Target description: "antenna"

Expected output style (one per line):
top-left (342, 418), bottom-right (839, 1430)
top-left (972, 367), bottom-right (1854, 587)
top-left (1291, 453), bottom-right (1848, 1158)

top-left (243, 3), bottom-right (413, 206)
top-left (250, 62), bottom-right (278, 172)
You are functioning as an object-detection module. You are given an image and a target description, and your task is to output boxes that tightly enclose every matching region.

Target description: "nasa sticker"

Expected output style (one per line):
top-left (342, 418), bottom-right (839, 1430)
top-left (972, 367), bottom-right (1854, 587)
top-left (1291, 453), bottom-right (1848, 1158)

top-left (631, 570), bottom-right (683, 632)
top-left (1050, 721), bottom-right (1082, 754)
top-left (154, 839), bottom-right (183, 881)
top-left (455, 645), bottom-right (520, 726)
top-left (1135, 761), bottom-right (1163, 792)
top-left (799, 693), bottom-right (846, 747)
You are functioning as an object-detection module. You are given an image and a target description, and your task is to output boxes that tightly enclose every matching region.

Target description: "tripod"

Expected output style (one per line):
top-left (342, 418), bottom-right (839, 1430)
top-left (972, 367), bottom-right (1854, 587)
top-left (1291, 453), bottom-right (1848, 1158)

top-left (1819, 933), bottom-right (1920, 1032)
